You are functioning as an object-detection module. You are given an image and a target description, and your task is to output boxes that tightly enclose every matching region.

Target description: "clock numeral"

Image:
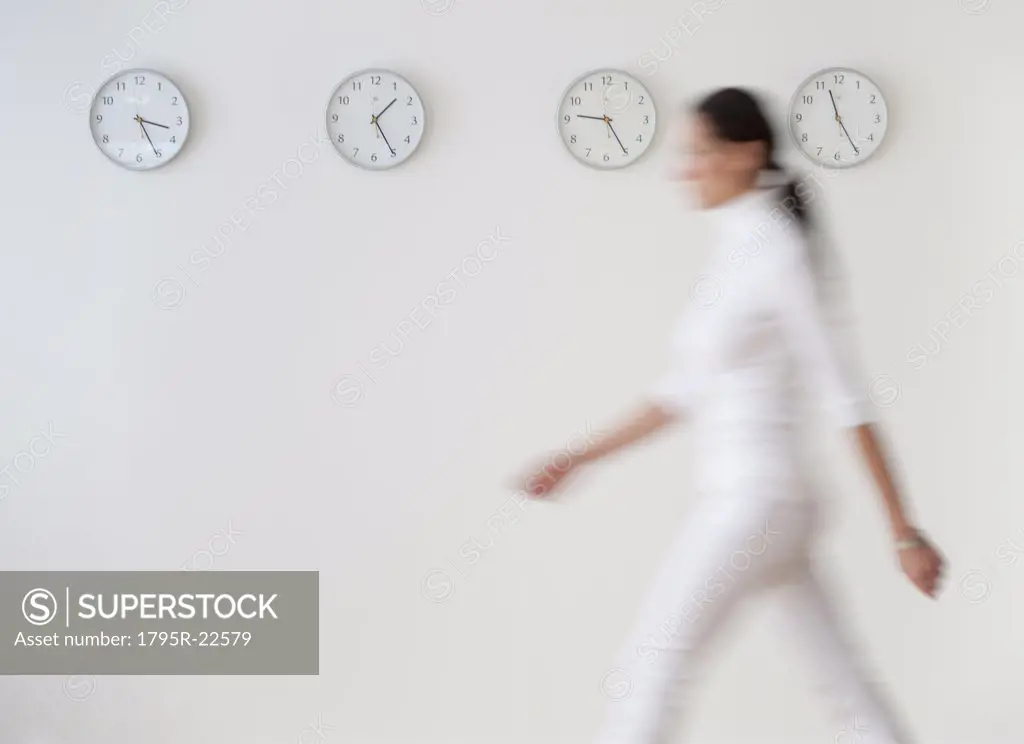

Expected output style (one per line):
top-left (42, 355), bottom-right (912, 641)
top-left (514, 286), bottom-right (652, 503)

top-left (406, 96), bottom-right (413, 105)
top-left (794, 113), bottom-right (803, 121)
top-left (563, 115), bottom-right (570, 123)
top-left (638, 95), bottom-right (645, 104)
top-left (390, 150), bottom-right (397, 157)
top-left (353, 81), bottom-right (362, 90)
top-left (834, 152), bottom-right (841, 161)
top-left (172, 96), bottom-right (179, 105)
top-left (635, 134), bottom-right (642, 143)
top-left (570, 135), bottom-right (577, 144)
top-left (170, 136), bottom-right (176, 143)
top-left (833, 74), bottom-right (844, 84)
top-left (601, 75), bottom-right (613, 85)
top-left (867, 133), bottom-right (874, 142)
top-left (157, 82), bottom-right (162, 91)
top-left (856, 80), bottom-right (861, 89)
top-left (176, 116), bottom-right (183, 125)
top-left (102, 96), bottom-right (113, 105)
top-left (816, 81), bottom-right (825, 90)
top-left (411, 116), bottom-right (418, 125)
top-left (585, 148), bottom-right (592, 157)
top-left (393, 81), bottom-right (398, 90)
top-left (404, 135), bottom-right (410, 144)
top-left (802, 95), bottom-right (813, 104)
top-left (116, 81), bottom-right (126, 91)
top-left (621, 148), bottom-right (628, 156)
top-left (95, 114), bottom-right (103, 122)
top-left (801, 133), bottom-right (808, 142)
top-left (816, 147), bottom-right (823, 156)
top-left (332, 114), bottom-right (339, 122)
top-left (371, 75), bottom-right (382, 85)
top-left (603, 153), bottom-right (610, 162)
top-left (583, 82), bottom-right (593, 91)
top-left (870, 94), bottom-right (876, 104)
top-left (136, 154), bottom-right (144, 162)
top-left (101, 135), bottom-right (109, 143)
top-left (341, 96), bottom-right (351, 105)
top-left (155, 150), bottom-right (163, 158)
top-left (371, 153), bottom-right (378, 162)
top-left (118, 148), bottom-right (124, 157)
top-left (643, 115), bottom-right (650, 124)
top-left (337, 133), bottom-right (344, 143)
top-left (874, 114), bottom-right (881, 123)
top-left (570, 96), bottom-right (581, 106)
top-left (135, 75), bottom-right (145, 85)
top-left (353, 147), bottom-right (359, 157)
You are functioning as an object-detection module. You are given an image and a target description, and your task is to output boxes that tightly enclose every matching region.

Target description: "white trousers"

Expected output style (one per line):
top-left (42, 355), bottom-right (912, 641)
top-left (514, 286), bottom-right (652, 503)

top-left (595, 493), bottom-right (912, 744)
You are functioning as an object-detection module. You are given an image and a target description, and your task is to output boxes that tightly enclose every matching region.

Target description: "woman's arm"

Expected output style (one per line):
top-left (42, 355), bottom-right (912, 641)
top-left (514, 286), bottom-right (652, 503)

top-left (773, 234), bottom-right (945, 596)
top-left (520, 402), bottom-right (677, 497)
top-left (575, 403), bottom-right (676, 465)
top-left (853, 422), bottom-right (945, 597)
top-left (853, 423), bottom-right (916, 541)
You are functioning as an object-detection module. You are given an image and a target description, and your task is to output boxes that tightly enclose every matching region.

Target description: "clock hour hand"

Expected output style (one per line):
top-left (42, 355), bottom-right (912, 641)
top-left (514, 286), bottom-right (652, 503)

top-left (376, 98), bottom-right (397, 118)
top-left (576, 114), bottom-right (607, 121)
top-left (828, 89), bottom-right (841, 119)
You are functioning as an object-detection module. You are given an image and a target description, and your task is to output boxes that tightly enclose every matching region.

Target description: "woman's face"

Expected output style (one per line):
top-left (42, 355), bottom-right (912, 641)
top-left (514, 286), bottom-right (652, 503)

top-left (679, 114), bottom-right (762, 209)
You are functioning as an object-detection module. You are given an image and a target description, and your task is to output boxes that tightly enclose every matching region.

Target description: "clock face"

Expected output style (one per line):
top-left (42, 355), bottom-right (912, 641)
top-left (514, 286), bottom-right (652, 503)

top-left (90, 69), bottom-right (190, 171)
top-left (557, 69), bottom-right (657, 169)
top-left (789, 67), bottom-right (888, 169)
top-left (326, 69), bottom-right (426, 170)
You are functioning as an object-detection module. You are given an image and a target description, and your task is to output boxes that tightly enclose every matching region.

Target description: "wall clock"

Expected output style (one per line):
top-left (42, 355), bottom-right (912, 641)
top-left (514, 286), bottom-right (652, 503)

top-left (556, 68), bottom-right (657, 169)
top-left (326, 69), bottom-right (426, 170)
top-left (789, 67), bottom-right (888, 168)
top-left (89, 68), bottom-right (191, 171)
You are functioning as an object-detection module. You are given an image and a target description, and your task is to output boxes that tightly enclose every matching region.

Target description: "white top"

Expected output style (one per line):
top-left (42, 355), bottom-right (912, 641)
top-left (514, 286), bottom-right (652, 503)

top-left (651, 187), bottom-right (875, 492)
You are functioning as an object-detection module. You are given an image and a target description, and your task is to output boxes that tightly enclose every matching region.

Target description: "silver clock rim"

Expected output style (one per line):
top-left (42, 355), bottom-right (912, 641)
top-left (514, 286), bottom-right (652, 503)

top-left (787, 66), bottom-right (888, 170)
top-left (325, 68), bottom-right (427, 172)
top-left (555, 67), bottom-right (658, 172)
top-left (89, 67), bottom-right (191, 172)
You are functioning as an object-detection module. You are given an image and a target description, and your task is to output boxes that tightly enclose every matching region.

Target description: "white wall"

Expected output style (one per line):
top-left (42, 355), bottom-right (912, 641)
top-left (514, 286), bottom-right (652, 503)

top-left (1, 0), bottom-right (1022, 742)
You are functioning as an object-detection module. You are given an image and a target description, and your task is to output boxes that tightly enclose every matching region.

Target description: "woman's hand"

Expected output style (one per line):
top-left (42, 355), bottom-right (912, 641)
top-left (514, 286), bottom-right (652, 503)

top-left (518, 451), bottom-right (579, 498)
top-left (897, 533), bottom-right (945, 598)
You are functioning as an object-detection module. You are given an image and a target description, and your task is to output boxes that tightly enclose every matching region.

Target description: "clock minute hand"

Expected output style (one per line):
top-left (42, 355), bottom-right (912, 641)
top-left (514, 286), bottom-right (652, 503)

top-left (136, 116), bottom-right (159, 156)
top-left (374, 120), bottom-right (396, 155)
top-left (828, 89), bottom-right (859, 156)
top-left (576, 114), bottom-right (607, 121)
top-left (138, 117), bottom-right (169, 129)
top-left (605, 116), bottom-right (627, 155)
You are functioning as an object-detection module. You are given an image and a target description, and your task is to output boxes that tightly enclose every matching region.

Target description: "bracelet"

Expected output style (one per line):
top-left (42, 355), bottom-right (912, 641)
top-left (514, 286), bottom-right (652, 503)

top-left (895, 533), bottom-right (926, 551)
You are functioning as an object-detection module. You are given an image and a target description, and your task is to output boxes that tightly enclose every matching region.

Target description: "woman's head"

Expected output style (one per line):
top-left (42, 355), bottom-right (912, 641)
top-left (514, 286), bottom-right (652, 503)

top-left (682, 87), bottom-right (807, 225)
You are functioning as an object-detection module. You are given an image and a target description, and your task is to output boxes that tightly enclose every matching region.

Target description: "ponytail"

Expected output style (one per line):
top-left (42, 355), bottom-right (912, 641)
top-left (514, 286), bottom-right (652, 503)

top-left (765, 159), bottom-right (809, 231)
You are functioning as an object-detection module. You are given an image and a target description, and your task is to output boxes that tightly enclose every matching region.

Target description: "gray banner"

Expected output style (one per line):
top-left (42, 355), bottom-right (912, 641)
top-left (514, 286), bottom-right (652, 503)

top-left (1, 571), bottom-right (318, 674)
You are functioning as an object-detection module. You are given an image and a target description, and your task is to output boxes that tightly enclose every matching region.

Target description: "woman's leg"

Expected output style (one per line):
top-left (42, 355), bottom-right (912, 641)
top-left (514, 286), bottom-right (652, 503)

top-left (594, 496), bottom-right (814, 744)
top-left (775, 560), bottom-right (914, 744)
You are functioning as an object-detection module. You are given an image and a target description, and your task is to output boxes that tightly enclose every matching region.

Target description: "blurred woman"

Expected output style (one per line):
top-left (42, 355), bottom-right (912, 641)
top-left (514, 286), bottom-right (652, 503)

top-left (518, 87), bottom-right (944, 744)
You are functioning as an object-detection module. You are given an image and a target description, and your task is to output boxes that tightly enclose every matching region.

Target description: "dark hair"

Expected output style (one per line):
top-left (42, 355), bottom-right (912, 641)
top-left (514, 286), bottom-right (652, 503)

top-left (695, 87), bottom-right (808, 229)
